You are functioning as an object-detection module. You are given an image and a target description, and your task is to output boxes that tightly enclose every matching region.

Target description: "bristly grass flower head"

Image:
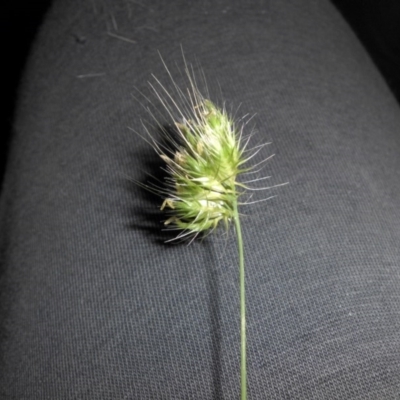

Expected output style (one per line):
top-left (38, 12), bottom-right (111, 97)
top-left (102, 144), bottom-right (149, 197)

top-left (160, 97), bottom-right (245, 239)
top-left (133, 53), bottom-right (287, 399)
top-left (136, 57), bottom-right (268, 243)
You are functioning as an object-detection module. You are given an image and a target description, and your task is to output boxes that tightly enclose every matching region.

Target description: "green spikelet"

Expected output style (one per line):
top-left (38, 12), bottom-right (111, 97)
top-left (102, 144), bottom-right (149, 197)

top-left (160, 98), bottom-right (245, 238)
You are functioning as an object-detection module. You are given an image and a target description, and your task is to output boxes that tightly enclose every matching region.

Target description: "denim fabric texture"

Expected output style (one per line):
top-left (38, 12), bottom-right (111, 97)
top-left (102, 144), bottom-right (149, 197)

top-left (1, 0), bottom-right (400, 398)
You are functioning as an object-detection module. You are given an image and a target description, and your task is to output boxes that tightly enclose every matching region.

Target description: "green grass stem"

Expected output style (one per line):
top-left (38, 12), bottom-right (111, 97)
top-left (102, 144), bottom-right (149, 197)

top-left (233, 200), bottom-right (246, 400)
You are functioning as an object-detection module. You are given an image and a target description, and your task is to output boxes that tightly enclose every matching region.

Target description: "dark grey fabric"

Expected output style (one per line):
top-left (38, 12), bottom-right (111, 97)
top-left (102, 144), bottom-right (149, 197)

top-left (1, 0), bottom-right (400, 398)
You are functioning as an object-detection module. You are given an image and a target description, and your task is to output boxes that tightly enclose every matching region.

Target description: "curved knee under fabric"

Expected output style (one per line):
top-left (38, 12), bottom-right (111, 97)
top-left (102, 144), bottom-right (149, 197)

top-left (1, 0), bottom-right (400, 398)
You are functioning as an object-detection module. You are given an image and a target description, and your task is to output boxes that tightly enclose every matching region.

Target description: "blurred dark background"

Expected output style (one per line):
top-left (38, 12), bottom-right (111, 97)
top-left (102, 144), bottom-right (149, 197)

top-left (2, 1), bottom-right (52, 187)
top-left (333, 0), bottom-right (400, 101)
top-left (1, 0), bottom-right (400, 186)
